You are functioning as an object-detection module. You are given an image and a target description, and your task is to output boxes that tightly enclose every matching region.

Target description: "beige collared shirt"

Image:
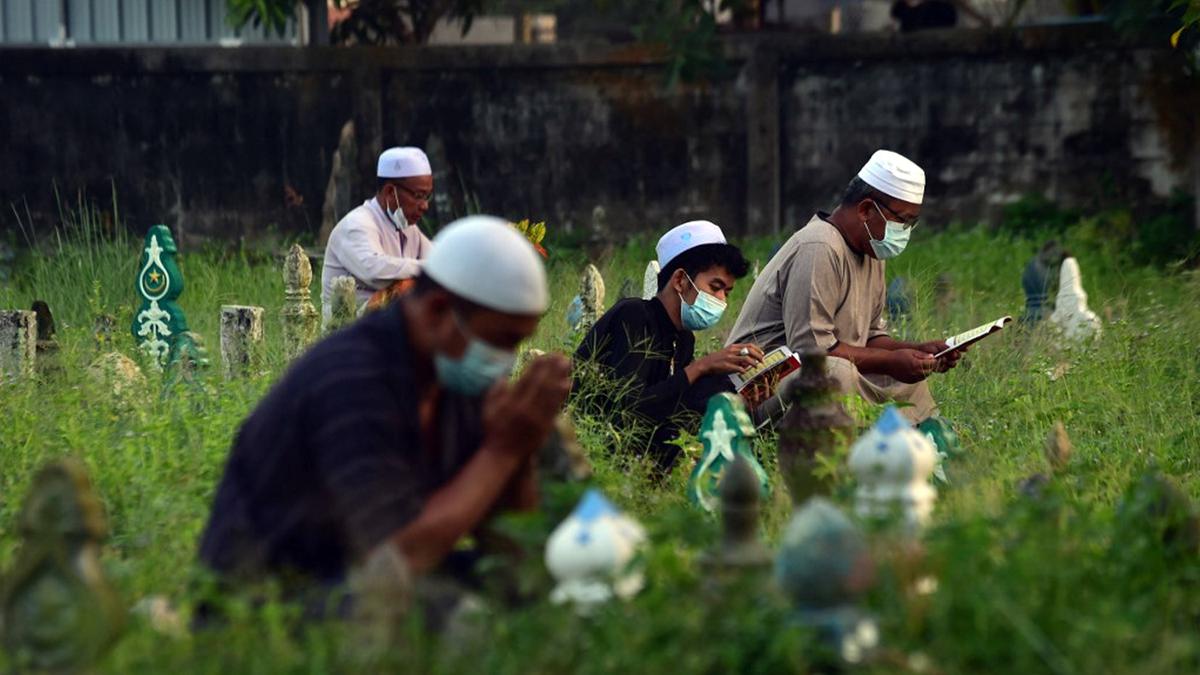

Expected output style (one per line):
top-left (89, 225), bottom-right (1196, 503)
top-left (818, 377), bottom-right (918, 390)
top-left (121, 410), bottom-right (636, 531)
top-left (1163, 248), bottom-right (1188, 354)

top-left (726, 214), bottom-right (889, 353)
top-left (321, 198), bottom-right (432, 322)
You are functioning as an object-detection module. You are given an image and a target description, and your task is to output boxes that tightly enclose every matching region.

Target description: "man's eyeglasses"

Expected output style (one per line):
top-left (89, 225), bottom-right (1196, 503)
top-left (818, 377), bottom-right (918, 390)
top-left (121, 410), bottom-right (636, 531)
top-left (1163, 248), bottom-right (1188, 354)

top-left (395, 184), bottom-right (433, 204)
top-left (875, 200), bottom-right (919, 230)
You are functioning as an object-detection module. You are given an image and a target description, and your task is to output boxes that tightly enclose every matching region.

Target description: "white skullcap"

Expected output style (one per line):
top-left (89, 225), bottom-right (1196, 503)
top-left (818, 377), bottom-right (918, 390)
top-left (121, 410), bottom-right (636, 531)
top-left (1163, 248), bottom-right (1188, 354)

top-left (858, 150), bottom-right (925, 204)
top-left (377, 147), bottom-right (432, 178)
top-left (656, 220), bottom-right (728, 268)
top-left (424, 215), bottom-right (548, 315)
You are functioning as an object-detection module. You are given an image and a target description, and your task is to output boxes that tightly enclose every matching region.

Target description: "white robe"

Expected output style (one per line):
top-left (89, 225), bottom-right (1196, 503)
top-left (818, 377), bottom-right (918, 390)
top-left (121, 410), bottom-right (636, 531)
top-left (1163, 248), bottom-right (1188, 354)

top-left (321, 198), bottom-right (432, 323)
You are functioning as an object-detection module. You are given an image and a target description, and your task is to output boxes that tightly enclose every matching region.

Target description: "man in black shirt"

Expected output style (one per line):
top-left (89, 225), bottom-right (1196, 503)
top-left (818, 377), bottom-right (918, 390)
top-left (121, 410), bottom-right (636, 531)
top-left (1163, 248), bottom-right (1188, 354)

top-left (198, 216), bottom-right (570, 610)
top-left (573, 221), bottom-right (763, 472)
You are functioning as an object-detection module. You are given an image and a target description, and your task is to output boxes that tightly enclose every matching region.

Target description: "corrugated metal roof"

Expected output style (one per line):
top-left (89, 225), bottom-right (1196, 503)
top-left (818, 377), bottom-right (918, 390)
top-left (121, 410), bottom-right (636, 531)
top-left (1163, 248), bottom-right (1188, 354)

top-left (1, 0), bottom-right (299, 45)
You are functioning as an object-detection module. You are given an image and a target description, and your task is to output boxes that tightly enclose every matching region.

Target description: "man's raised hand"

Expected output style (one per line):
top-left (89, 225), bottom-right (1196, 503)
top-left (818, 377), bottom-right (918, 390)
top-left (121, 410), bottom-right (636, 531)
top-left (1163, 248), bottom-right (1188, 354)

top-left (482, 354), bottom-right (572, 458)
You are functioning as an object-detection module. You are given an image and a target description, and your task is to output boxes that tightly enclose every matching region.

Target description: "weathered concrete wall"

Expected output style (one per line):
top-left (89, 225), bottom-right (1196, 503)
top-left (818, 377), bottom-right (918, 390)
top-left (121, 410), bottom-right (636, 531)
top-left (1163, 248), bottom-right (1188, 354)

top-left (772, 26), bottom-right (1197, 229)
top-left (0, 25), bottom-right (1192, 246)
top-left (379, 63), bottom-right (747, 239)
top-left (0, 45), bottom-right (747, 244)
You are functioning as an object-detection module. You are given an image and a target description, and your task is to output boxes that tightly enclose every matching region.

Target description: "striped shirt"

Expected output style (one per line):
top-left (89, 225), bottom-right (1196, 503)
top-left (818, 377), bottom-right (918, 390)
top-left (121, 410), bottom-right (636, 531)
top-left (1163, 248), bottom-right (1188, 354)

top-left (197, 304), bottom-right (483, 585)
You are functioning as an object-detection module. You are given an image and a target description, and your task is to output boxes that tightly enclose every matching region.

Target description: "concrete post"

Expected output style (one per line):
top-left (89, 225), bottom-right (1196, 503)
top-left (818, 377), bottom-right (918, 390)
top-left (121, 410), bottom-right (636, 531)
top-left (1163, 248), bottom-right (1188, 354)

top-left (326, 276), bottom-right (359, 333)
top-left (0, 310), bottom-right (36, 382)
top-left (219, 305), bottom-right (265, 380)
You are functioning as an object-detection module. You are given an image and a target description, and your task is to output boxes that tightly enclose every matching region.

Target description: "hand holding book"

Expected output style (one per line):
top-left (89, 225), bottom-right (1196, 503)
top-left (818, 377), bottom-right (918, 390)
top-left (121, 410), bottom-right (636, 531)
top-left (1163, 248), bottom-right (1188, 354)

top-left (934, 316), bottom-right (1012, 358)
top-left (685, 343), bottom-right (765, 383)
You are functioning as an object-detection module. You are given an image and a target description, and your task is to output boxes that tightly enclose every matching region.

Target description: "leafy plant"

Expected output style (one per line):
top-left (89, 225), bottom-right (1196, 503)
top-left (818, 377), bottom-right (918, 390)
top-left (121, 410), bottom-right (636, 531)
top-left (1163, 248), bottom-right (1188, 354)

top-left (512, 219), bottom-right (549, 258)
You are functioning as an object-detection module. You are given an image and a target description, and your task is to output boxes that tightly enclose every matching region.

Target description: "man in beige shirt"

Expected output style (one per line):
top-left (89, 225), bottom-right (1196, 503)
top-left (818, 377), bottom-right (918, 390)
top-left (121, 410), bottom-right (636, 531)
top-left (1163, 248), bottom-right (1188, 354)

top-left (726, 150), bottom-right (964, 423)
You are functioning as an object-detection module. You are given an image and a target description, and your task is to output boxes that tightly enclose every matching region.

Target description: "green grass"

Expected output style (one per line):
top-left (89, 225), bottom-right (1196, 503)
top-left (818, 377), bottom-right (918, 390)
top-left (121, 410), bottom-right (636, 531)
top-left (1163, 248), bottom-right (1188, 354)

top-left (1, 211), bottom-right (1199, 673)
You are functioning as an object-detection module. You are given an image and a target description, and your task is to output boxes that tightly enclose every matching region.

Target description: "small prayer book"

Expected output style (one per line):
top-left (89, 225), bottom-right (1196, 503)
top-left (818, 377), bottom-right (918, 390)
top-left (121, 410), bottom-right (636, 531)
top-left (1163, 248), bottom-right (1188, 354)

top-left (935, 316), bottom-right (1012, 358)
top-left (729, 346), bottom-right (802, 409)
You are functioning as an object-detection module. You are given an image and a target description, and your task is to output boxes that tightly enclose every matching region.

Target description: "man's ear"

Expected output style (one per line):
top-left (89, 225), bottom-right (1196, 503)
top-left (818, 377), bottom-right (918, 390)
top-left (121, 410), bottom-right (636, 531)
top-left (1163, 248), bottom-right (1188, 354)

top-left (856, 199), bottom-right (874, 223)
top-left (671, 268), bottom-right (690, 293)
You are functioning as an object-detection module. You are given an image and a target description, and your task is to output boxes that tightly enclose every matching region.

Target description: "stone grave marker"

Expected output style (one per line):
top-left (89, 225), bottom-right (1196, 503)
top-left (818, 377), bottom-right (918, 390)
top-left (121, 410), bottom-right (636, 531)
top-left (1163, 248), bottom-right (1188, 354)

top-left (579, 264), bottom-right (605, 333)
top-left (326, 276), bottom-right (358, 333)
top-left (131, 224), bottom-right (193, 368)
top-left (700, 454), bottom-right (772, 574)
top-left (776, 352), bottom-right (856, 503)
top-left (848, 406), bottom-right (938, 533)
top-left (0, 309), bottom-right (37, 382)
top-left (1044, 421), bottom-right (1073, 473)
top-left (545, 489), bottom-right (646, 610)
top-left (688, 393), bottom-right (770, 513)
top-left (86, 352), bottom-right (146, 397)
top-left (31, 300), bottom-right (60, 375)
top-left (219, 305), bottom-right (265, 380)
top-left (0, 459), bottom-right (125, 672)
top-left (87, 314), bottom-right (145, 396)
top-left (1050, 257), bottom-right (1102, 342)
top-left (318, 120), bottom-right (358, 245)
top-left (584, 205), bottom-right (613, 262)
top-left (642, 260), bottom-right (660, 300)
top-left (281, 243), bottom-right (319, 359)
top-left (1018, 421), bottom-right (1074, 498)
top-left (775, 497), bottom-right (878, 666)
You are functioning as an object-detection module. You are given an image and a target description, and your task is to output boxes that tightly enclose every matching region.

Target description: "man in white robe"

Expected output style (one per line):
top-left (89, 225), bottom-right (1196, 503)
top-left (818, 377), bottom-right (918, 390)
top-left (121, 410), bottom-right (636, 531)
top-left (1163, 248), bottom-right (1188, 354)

top-left (321, 147), bottom-right (434, 325)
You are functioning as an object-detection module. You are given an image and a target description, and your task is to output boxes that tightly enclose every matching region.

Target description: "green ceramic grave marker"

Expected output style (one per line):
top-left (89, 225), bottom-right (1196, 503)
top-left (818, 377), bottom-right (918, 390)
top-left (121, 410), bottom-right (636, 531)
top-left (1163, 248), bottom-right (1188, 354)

top-left (131, 225), bottom-right (191, 367)
top-left (688, 393), bottom-right (769, 513)
top-left (0, 459), bottom-right (125, 672)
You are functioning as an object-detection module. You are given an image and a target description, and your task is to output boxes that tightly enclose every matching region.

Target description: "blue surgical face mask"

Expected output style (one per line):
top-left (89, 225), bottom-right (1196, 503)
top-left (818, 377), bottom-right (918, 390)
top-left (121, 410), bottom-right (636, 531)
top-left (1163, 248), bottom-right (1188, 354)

top-left (434, 312), bottom-right (516, 396)
top-left (679, 274), bottom-right (727, 331)
top-left (864, 202), bottom-right (912, 260)
top-left (384, 189), bottom-right (409, 230)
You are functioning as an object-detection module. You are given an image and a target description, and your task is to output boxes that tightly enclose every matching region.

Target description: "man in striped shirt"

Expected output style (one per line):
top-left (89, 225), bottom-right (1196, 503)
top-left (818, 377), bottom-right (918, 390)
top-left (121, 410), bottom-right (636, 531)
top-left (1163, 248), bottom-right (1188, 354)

top-left (198, 216), bottom-right (569, 613)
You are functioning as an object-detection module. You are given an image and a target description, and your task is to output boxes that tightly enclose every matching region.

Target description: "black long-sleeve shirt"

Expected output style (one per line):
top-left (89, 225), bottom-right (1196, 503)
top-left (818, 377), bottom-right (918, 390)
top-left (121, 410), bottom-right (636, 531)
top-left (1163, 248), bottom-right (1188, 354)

top-left (573, 297), bottom-right (731, 470)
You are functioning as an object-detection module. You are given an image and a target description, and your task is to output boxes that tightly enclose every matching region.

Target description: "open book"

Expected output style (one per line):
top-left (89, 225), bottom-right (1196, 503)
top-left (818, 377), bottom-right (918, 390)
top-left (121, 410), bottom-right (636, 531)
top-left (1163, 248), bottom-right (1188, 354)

top-left (935, 316), bottom-right (1012, 358)
top-left (729, 346), bottom-right (802, 409)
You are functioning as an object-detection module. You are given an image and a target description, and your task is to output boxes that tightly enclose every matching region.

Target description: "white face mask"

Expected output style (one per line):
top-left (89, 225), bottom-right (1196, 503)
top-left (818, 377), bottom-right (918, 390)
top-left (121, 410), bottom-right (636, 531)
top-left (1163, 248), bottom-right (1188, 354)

top-left (679, 273), bottom-right (727, 331)
top-left (384, 188), bottom-right (408, 230)
top-left (864, 202), bottom-right (912, 260)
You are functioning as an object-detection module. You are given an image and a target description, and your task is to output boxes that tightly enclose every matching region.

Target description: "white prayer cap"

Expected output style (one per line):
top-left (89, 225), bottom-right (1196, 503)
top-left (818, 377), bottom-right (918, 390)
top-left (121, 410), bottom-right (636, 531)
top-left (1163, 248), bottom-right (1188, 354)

top-left (656, 220), bottom-right (728, 268)
top-left (424, 215), bottom-right (549, 315)
top-left (377, 147), bottom-right (432, 178)
top-left (857, 150), bottom-right (925, 204)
